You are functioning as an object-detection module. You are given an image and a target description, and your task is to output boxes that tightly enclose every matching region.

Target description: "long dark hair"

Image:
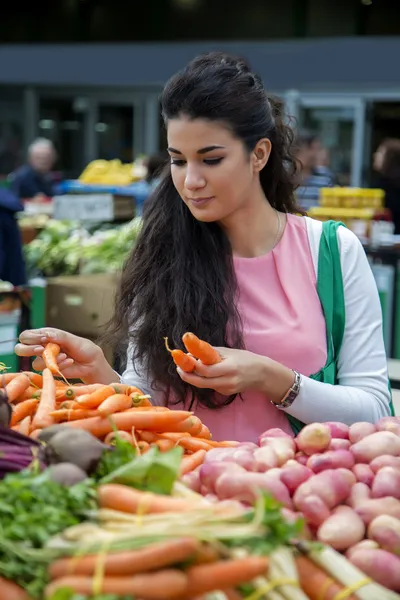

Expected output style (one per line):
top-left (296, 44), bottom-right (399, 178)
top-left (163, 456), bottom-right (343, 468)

top-left (108, 51), bottom-right (303, 410)
top-left (378, 138), bottom-right (400, 186)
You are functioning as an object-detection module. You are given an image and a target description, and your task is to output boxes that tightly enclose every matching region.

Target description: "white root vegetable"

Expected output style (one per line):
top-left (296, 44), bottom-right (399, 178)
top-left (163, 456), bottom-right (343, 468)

top-left (280, 461), bottom-right (312, 495)
top-left (215, 471), bottom-right (293, 508)
top-left (370, 455), bottom-right (400, 473)
top-left (348, 422), bottom-right (376, 444)
top-left (355, 497), bottom-right (400, 525)
top-left (352, 464), bottom-right (374, 487)
top-left (368, 514), bottom-right (400, 554)
top-left (349, 548), bottom-right (400, 592)
top-left (317, 505), bottom-right (365, 551)
top-left (296, 423), bottom-right (331, 456)
top-left (329, 438), bottom-right (351, 451)
top-left (346, 482), bottom-right (371, 508)
top-left (293, 469), bottom-right (351, 509)
top-left (295, 494), bottom-right (330, 527)
top-left (306, 450), bottom-right (355, 474)
top-left (371, 467), bottom-right (400, 500)
top-left (376, 417), bottom-right (400, 437)
top-left (350, 431), bottom-right (400, 463)
top-left (345, 539), bottom-right (379, 559)
top-left (324, 421), bottom-right (349, 439)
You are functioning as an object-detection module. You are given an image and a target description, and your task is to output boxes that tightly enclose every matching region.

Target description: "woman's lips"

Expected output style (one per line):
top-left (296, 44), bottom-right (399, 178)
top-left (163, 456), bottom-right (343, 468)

top-left (189, 196), bottom-right (215, 207)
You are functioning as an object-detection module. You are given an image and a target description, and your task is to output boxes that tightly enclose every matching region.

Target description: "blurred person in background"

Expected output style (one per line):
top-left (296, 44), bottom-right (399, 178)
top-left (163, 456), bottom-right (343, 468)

top-left (295, 130), bottom-right (335, 211)
top-left (373, 138), bottom-right (400, 234)
top-left (9, 138), bottom-right (57, 201)
top-left (0, 186), bottom-right (26, 286)
top-left (132, 152), bottom-right (167, 216)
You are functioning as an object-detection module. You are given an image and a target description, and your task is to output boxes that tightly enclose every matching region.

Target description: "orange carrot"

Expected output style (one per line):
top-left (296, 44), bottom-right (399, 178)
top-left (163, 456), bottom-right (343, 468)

top-left (48, 538), bottom-right (199, 579)
top-left (138, 440), bottom-right (150, 453)
top-left (98, 484), bottom-right (198, 514)
top-left (50, 408), bottom-right (98, 422)
top-left (0, 372), bottom-right (19, 386)
top-left (125, 406), bottom-right (168, 412)
top-left (183, 556), bottom-right (269, 597)
top-left (55, 387), bottom-right (77, 402)
top-left (159, 431), bottom-right (191, 441)
top-left (172, 415), bottom-right (203, 436)
top-left (31, 368), bottom-right (56, 429)
top-left (42, 343), bottom-right (64, 378)
top-left (138, 430), bottom-right (159, 444)
top-left (18, 386), bottom-right (38, 402)
top-left (109, 383), bottom-right (132, 395)
top-left (104, 430), bottom-right (135, 446)
top-left (182, 332), bottom-right (221, 365)
top-left (77, 386), bottom-right (116, 409)
top-left (59, 400), bottom-right (81, 410)
top-left (130, 394), bottom-right (152, 408)
top-left (164, 337), bottom-right (197, 373)
top-left (180, 449), bottom-right (207, 475)
top-left (154, 439), bottom-right (176, 452)
top-left (23, 372), bottom-right (43, 388)
top-left (29, 429), bottom-right (41, 440)
top-left (5, 374), bottom-right (31, 403)
top-left (178, 437), bottom-right (213, 453)
top-left (0, 576), bottom-right (32, 600)
top-left (61, 410), bottom-right (192, 437)
top-left (197, 424), bottom-right (212, 440)
top-left (97, 393), bottom-right (133, 417)
top-left (18, 415), bottom-right (31, 436)
top-left (215, 440), bottom-right (240, 448)
top-left (295, 556), bottom-right (358, 600)
top-left (72, 384), bottom-right (104, 396)
top-left (11, 398), bottom-right (39, 426)
top-left (44, 570), bottom-right (188, 600)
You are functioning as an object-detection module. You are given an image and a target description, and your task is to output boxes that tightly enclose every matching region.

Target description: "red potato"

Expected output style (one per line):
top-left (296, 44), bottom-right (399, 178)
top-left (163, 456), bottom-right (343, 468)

top-left (306, 450), bottom-right (355, 474)
top-left (237, 442), bottom-right (258, 451)
top-left (376, 417), bottom-right (400, 436)
top-left (324, 421), bottom-right (349, 439)
top-left (253, 446), bottom-right (279, 471)
top-left (370, 455), bottom-right (400, 473)
top-left (352, 464), bottom-right (375, 487)
top-left (346, 482), bottom-right (371, 508)
top-left (203, 448), bottom-right (237, 463)
top-left (371, 466), bottom-right (400, 499)
top-left (294, 494), bottom-right (331, 527)
top-left (368, 514), bottom-right (400, 554)
top-left (258, 428), bottom-right (293, 445)
top-left (296, 423), bottom-right (331, 456)
top-left (336, 468), bottom-right (356, 486)
top-left (258, 437), bottom-right (295, 466)
top-left (215, 471), bottom-right (293, 508)
top-left (295, 451), bottom-right (308, 466)
top-left (280, 460), bottom-right (313, 495)
top-left (349, 548), bottom-right (400, 591)
top-left (345, 539), bottom-right (379, 559)
top-left (329, 438), bottom-right (351, 451)
top-left (348, 422), bottom-right (376, 444)
top-left (199, 463), bottom-right (245, 494)
top-left (222, 448), bottom-right (256, 471)
top-left (350, 431), bottom-right (400, 463)
top-left (181, 470), bottom-right (201, 493)
top-left (317, 505), bottom-right (365, 551)
top-left (293, 469), bottom-right (351, 509)
top-left (355, 497), bottom-right (400, 525)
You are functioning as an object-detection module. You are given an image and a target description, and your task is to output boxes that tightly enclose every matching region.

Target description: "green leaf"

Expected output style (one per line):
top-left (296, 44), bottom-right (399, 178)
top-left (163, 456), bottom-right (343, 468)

top-left (100, 445), bottom-right (183, 495)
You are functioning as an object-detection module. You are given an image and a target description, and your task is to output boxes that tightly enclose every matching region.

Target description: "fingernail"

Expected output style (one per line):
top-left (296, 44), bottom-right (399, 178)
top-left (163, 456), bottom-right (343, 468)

top-left (40, 337), bottom-right (48, 343)
top-left (34, 346), bottom-right (44, 352)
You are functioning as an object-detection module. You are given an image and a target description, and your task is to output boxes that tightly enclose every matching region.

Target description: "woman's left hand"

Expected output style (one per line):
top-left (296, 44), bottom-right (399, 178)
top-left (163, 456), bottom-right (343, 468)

top-left (177, 347), bottom-right (268, 396)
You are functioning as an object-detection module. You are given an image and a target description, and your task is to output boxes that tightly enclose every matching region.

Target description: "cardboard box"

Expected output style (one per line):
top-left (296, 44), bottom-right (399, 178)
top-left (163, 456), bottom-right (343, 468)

top-left (46, 274), bottom-right (119, 337)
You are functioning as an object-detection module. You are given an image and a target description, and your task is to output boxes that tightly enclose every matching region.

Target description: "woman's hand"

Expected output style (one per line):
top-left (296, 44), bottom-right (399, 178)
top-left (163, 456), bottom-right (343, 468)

top-left (177, 347), bottom-right (296, 403)
top-left (15, 328), bottom-right (118, 385)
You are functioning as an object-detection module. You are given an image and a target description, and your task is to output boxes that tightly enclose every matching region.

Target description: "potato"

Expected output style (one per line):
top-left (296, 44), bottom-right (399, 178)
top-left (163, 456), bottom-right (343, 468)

top-left (307, 450), bottom-right (355, 474)
top-left (355, 497), bottom-right (400, 525)
top-left (336, 468), bottom-right (356, 486)
top-left (293, 469), bottom-right (351, 509)
top-left (328, 438), bottom-right (351, 451)
top-left (199, 462), bottom-right (245, 493)
top-left (223, 448), bottom-right (256, 471)
top-left (368, 514), bottom-right (400, 554)
top-left (348, 422), bottom-right (376, 444)
top-left (376, 417), bottom-right (400, 436)
top-left (259, 437), bottom-right (295, 466)
top-left (296, 423), bottom-right (331, 456)
top-left (324, 422), bottom-right (349, 439)
top-left (203, 447), bottom-right (236, 463)
top-left (253, 446), bottom-right (279, 472)
top-left (181, 470), bottom-right (201, 493)
top-left (295, 494), bottom-right (330, 527)
top-left (295, 452), bottom-right (308, 466)
top-left (317, 505), bottom-right (365, 551)
top-left (370, 455), bottom-right (400, 473)
top-left (280, 461), bottom-right (313, 495)
top-left (349, 548), bottom-right (400, 591)
top-left (215, 471), bottom-right (293, 508)
top-left (371, 466), bottom-right (400, 499)
top-left (352, 464), bottom-right (374, 487)
top-left (258, 428), bottom-right (293, 445)
top-left (350, 431), bottom-right (400, 463)
top-left (346, 482), bottom-right (371, 508)
top-left (345, 539), bottom-right (379, 560)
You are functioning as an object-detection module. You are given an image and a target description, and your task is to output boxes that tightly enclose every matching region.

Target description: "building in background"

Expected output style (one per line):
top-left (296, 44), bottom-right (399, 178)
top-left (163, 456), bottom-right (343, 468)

top-left (0, 0), bottom-right (399, 182)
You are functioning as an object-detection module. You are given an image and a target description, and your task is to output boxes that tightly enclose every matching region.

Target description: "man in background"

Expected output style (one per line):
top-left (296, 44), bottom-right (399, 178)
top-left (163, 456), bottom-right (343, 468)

top-left (9, 138), bottom-right (57, 200)
top-left (295, 130), bottom-right (335, 211)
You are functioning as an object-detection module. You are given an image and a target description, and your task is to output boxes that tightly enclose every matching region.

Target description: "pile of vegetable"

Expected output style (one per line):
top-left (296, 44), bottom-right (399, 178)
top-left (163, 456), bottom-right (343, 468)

top-left (24, 217), bottom-right (142, 277)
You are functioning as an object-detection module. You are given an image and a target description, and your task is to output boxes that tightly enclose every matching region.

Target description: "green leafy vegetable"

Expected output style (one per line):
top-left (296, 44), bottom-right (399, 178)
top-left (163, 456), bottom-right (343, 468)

top-left (100, 445), bottom-right (183, 495)
top-left (94, 434), bottom-right (137, 481)
top-left (49, 591), bottom-right (135, 600)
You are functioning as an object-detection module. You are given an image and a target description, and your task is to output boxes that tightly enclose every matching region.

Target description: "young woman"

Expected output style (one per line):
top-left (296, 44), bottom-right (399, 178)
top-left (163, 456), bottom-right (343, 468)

top-left (16, 52), bottom-right (391, 442)
top-left (373, 138), bottom-right (400, 234)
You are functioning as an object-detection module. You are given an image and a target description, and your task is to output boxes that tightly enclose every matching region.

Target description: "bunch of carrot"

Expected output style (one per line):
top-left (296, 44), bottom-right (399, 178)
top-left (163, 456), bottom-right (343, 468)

top-left (1, 340), bottom-right (235, 476)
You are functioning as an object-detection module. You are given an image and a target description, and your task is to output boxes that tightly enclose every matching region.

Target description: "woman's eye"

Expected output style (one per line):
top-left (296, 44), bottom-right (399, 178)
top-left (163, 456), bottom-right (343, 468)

top-left (171, 159), bottom-right (186, 166)
top-left (204, 158), bottom-right (223, 165)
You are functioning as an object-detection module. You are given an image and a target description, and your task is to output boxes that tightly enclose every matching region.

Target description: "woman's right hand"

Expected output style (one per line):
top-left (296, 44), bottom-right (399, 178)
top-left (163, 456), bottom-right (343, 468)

top-left (15, 328), bottom-right (118, 384)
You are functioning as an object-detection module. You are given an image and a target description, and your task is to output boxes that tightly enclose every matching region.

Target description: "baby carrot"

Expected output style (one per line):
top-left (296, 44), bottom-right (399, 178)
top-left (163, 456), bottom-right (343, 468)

top-left (48, 538), bottom-right (199, 579)
top-left (77, 386), bottom-right (116, 409)
top-left (23, 372), bottom-right (43, 388)
top-left (0, 576), bottom-right (32, 600)
top-left (182, 332), bottom-right (221, 365)
top-left (164, 337), bottom-right (197, 373)
top-left (104, 430), bottom-right (135, 446)
top-left (154, 439), bottom-right (176, 452)
top-left (42, 343), bottom-right (64, 379)
top-left (5, 374), bottom-right (31, 403)
top-left (178, 437), bottom-right (213, 453)
top-left (31, 368), bottom-right (56, 429)
top-left (11, 398), bottom-right (39, 426)
top-left (97, 393), bottom-right (133, 417)
top-left (49, 408), bottom-right (98, 422)
top-left (18, 415), bottom-right (32, 437)
top-left (138, 430), bottom-right (158, 443)
top-left (58, 400), bottom-right (81, 410)
top-left (130, 394), bottom-right (152, 408)
top-left (17, 386), bottom-right (38, 402)
top-left (180, 449), bottom-right (207, 475)
top-left (138, 440), bottom-right (150, 453)
top-left (172, 415), bottom-right (203, 436)
top-left (72, 384), bottom-right (104, 396)
top-left (295, 555), bottom-right (358, 600)
top-left (197, 424), bottom-right (212, 440)
top-left (98, 484), bottom-right (198, 513)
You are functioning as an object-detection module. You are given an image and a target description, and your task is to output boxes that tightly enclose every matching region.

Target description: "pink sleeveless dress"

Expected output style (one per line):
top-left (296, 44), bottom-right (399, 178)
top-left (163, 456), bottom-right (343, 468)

top-left (192, 214), bottom-right (327, 442)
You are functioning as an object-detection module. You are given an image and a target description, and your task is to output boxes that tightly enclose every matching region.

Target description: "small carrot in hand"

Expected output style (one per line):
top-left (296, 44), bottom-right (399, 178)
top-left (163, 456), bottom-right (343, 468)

top-left (164, 337), bottom-right (197, 373)
top-left (182, 332), bottom-right (221, 365)
top-left (97, 393), bottom-right (133, 417)
top-left (31, 368), bottom-right (56, 429)
top-left (42, 343), bottom-right (65, 380)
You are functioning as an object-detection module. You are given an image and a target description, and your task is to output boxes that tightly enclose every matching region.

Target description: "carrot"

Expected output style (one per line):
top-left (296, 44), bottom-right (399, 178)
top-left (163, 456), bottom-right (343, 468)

top-left (126, 405), bottom-right (169, 412)
top-left (295, 555), bottom-right (358, 600)
top-left (192, 544), bottom-right (220, 565)
top-left (59, 400), bottom-right (81, 410)
top-left (42, 342), bottom-right (68, 383)
top-left (97, 393), bottom-right (133, 417)
top-left (18, 386), bottom-right (39, 402)
top-left (104, 430), bottom-right (135, 446)
top-left (77, 386), bottom-right (116, 409)
top-left (109, 383), bottom-right (132, 395)
top-left (129, 385), bottom-right (147, 395)
top-left (55, 387), bottom-right (76, 402)
top-left (5, 374), bottom-right (31, 402)
top-left (49, 538), bottom-right (199, 579)
top-left (172, 415), bottom-right (203, 436)
top-left (138, 430), bottom-right (159, 443)
top-left (183, 556), bottom-right (269, 596)
top-left (159, 431), bottom-right (191, 441)
top-left (164, 337), bottom-right (197, 373)
top-left (31, 368), bottom-right (56, 429)
top-left (72, 384), bottom-right (104, 396)
top-left (18, 415), bottom-right (31, 437)
top-left (98, 483), bottom-right (198, 514)
top-left (182, 332), bottom-right (221, 365)
top-left (215, 440), bottom-right (240, 448)
top-left (11, 398), bottom-right (39, 426)
top-left (61, 409), bottom-right (192, 437)
top-left (197, 424), bottom-right (212, 440)
top-left (0, 576), bottom-right (32, 600)
top-left (194, 590), bottom-right (243, 600)
top-left (44, 570), bottom-right (188, 600)
top-left (138, 440), bottom-right (150, 453)
top-left (23, 372), bottom-right (43, 388)
top-left (0, 372), bottom-right (19, 386)
top-left (180, 449), bottom-right (207, 475)
top-left (131, 394), bottom-right (152, 408)
top-left (50, 408), bottom-right (98, 422)
top-left (155, 439), bottom-right (176, 452)
top-left (178, 437), bottom-right (213, 453)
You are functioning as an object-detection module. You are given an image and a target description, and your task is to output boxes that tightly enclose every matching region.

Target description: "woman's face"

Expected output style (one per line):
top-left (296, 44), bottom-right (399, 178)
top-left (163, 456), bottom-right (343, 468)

top-left (167, 116), bottom-right (268, 223)
top-left (373, 145), bottom-right (386, 172)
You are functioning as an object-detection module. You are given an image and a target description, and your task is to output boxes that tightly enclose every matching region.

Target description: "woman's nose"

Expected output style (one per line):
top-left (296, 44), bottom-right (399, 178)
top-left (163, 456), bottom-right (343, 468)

top-left (185, 165), bottom-right (206, 190)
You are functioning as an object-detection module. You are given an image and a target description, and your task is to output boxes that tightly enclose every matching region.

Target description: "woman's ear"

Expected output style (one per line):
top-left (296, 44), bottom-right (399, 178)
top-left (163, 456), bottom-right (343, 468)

top-left (252, 138), bottom-right (272, 172)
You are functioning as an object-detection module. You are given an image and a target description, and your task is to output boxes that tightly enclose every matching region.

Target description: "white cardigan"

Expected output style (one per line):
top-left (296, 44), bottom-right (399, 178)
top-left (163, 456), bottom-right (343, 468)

top-left (120, 217), bottom-right (392, 424)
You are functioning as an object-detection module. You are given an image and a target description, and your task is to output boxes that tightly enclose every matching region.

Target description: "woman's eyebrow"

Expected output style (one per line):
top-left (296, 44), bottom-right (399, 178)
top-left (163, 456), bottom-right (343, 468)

top-left (167, 145), bottom-right (226, 155)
